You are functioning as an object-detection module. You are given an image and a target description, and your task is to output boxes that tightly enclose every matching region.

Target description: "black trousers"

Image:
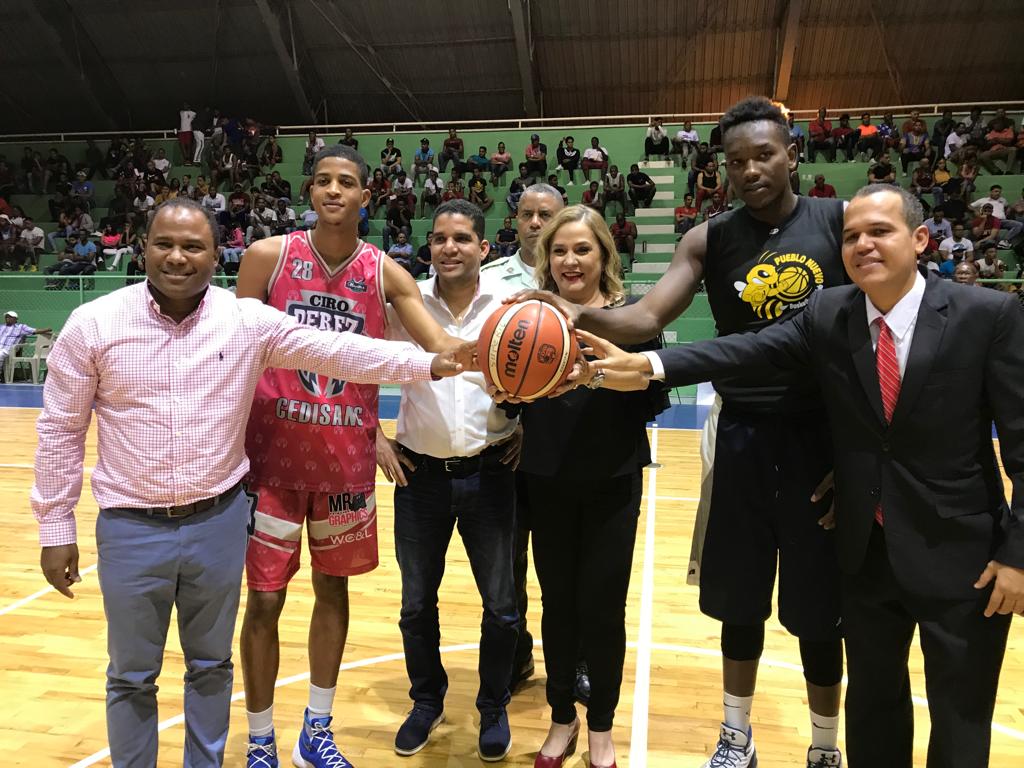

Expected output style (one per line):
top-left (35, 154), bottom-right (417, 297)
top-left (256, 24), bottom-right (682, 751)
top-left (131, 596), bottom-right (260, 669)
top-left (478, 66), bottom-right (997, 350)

top-left (526, 470), bottom-right (642, 731)
top-left (843, 524), bottom-right (1011, 768)
top-left (512, 472), bottom-right (534, 672)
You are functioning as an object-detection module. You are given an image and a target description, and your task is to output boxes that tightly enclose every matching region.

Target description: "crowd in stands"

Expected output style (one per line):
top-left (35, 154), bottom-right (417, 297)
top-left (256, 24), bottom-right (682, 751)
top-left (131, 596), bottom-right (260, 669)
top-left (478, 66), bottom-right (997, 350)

top-left (0, 104), bottom-right (1022, 287)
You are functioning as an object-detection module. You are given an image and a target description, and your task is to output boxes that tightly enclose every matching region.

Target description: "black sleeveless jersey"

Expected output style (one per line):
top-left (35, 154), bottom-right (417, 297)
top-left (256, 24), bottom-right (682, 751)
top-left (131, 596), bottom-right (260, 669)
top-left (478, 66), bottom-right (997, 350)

top-left (703, 196), bottom-right (846, 412)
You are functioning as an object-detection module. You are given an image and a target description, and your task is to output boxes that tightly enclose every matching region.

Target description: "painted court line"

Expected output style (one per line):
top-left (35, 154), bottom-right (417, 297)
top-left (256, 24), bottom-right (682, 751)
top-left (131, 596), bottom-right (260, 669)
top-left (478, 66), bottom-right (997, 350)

top-left (0, 564), bottom-right (98, 617)
top-left (629, 427), bottom-right (659, 768)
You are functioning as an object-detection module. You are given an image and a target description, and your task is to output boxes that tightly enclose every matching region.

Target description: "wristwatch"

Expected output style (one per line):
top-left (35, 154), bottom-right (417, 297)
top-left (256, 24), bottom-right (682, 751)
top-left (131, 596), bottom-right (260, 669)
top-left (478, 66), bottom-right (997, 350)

top-left (586, 369), bottom-right (606, 389)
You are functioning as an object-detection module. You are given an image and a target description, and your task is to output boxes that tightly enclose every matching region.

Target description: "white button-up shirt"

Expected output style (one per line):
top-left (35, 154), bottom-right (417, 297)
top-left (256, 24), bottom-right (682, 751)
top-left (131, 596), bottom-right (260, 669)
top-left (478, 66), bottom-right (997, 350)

top-left (865, 271), bottom-right (926, 377)
top-left (390, 276), bottom-right (517, 458)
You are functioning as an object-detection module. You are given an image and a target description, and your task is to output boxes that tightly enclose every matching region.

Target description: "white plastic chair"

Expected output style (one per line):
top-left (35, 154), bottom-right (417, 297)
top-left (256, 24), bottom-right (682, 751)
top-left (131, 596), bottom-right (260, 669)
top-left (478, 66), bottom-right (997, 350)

top-left (5, 335), bottom-right (54, 383)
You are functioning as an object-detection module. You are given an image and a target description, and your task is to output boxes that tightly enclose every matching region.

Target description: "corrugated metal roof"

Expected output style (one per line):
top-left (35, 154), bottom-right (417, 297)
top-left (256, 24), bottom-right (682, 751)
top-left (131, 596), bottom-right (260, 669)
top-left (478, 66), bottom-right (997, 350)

top-left (0, 0), bottom-right (1020, 133)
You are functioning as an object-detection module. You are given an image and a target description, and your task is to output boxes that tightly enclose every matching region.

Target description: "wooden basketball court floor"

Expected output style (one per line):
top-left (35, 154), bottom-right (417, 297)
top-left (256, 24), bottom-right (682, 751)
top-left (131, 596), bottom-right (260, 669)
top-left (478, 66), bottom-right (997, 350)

top-left (0, 408), bottom-right (1021, 767)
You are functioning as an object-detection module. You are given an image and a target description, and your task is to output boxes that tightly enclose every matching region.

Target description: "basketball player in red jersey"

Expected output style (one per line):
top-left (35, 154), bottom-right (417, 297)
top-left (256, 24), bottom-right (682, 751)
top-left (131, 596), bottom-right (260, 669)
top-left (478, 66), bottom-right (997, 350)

top-left (236, 145), bottom-right (473, 768)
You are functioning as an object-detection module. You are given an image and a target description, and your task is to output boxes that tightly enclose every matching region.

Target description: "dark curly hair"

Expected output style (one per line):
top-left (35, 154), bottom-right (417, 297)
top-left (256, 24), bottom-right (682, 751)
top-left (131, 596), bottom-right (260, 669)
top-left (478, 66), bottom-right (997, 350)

top-left (719, 96), bottom-right (790, 145)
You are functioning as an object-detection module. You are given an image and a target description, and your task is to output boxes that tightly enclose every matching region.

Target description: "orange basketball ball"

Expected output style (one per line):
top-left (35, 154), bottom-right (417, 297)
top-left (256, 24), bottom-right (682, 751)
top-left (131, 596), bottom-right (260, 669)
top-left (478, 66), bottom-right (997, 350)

top-left (478, 300), bottom-right (574, 400)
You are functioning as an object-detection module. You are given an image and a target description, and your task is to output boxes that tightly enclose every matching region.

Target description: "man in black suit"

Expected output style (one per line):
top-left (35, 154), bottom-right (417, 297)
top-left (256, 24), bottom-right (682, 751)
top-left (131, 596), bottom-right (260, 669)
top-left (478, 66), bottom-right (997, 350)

top-left (582, 184), bottom-right (1024, 768)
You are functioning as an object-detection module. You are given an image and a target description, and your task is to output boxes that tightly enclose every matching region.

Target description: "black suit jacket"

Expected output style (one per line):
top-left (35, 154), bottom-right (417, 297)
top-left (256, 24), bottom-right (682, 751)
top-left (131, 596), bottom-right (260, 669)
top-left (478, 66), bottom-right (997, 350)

top-left (657, 272), bottom-right (1024, 600)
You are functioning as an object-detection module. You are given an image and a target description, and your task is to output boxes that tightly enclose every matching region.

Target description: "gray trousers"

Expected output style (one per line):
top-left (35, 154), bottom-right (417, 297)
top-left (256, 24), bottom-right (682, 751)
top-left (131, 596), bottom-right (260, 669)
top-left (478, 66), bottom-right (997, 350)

top-left (97, 487), bottom-right (249, 767)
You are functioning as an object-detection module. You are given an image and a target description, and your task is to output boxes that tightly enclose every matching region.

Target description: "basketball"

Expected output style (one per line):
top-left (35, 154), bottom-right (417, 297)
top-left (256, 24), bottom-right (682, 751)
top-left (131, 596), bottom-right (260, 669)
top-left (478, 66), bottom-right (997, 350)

top-left (776, 266), bottom-right (811, 300)
top-left (478, 300), bottom-right (574, 400)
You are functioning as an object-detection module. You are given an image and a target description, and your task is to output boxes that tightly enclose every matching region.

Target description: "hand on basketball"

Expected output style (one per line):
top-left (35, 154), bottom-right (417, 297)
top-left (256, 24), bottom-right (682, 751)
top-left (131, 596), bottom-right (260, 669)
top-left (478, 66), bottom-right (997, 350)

top-left (376, 433), bottom-right (416, 487)
top-left (430, 344), bottom-right (470, 378)
top-left (444, 337), bottom-right (480, 372)
top-left (40, 543), bottom-right (81, 599)
top-left (811, 470), bottom-right (836, 530)
top-left (576, 330), bottom-right (652, 375)
top-left (502, 289), bottom-right (581, 330)
top-left (975, 561), bottom-right (1024, 617)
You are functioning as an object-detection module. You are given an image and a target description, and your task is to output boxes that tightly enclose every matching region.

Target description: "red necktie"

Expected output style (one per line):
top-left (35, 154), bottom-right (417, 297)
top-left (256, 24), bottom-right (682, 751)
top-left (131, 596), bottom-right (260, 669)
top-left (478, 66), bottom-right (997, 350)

top-left (875, 318), bottom-right (900, 525)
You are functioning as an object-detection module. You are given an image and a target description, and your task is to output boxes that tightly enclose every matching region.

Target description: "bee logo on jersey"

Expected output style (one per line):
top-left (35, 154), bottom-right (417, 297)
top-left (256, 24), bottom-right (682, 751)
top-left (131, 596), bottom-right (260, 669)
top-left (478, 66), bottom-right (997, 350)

top-left (286, 290), bottom-right (366, 398)
top-left (734, 251), bottom-right (824, 319)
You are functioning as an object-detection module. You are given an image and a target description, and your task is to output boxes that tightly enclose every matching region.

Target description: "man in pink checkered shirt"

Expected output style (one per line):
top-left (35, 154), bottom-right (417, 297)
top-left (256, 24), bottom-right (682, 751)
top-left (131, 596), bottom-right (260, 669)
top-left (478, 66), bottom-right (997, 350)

top-left (30, 198), bottom-right (470, 768)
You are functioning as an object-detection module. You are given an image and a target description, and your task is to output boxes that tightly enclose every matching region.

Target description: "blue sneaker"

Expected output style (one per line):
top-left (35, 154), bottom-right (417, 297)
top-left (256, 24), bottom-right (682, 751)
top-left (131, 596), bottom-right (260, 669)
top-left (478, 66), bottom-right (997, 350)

top-left (394, 705), bottom-right (445, 756)
top-left (247, 733), bottom-right (278, 768)
top-left (478, 708), bottom-right (511, 762)
top-left (291, 709), bottom-right (354, 768)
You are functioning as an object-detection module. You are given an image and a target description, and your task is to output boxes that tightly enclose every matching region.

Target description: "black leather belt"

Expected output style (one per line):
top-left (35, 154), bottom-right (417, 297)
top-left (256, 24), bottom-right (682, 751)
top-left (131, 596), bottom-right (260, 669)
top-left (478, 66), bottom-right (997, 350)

top-left (400, 442), bottom-right (509, 478)
top-left (132, 481), bottom-right (243, 519)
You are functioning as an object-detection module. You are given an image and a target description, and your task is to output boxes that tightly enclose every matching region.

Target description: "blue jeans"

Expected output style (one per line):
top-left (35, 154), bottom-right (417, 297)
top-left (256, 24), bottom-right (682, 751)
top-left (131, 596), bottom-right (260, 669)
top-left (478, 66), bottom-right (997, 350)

top-left (394, 455), bottom-right (518, 715)
top-left (96, 488), bottom-right (249, 767)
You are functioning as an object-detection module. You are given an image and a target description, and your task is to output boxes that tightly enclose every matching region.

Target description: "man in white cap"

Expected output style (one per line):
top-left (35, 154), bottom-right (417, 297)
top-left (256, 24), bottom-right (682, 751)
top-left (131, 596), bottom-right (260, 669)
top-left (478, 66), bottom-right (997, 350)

top-left (0, 311), bottom-right (51, 381)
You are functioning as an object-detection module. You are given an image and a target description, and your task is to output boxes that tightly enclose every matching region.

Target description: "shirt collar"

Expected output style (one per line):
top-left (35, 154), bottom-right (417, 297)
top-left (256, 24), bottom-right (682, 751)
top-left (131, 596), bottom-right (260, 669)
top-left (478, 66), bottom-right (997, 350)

top-left (145, 281), bottom-right (211, 325)
top-left (865, 271), bottom-right (926, 340)
top-left (423, 275), bottom-right (493, 316)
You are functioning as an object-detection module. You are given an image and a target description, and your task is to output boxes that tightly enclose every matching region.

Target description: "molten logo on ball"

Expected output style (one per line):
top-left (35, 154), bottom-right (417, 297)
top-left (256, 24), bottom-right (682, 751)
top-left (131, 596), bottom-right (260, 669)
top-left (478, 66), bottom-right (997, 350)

top-left (503, 319), bottom-right (531, 379)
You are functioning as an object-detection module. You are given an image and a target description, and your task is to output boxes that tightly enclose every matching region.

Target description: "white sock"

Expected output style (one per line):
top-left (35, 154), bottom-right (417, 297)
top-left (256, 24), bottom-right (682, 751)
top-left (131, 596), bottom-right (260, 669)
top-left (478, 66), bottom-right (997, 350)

top-left (308, 683), bottom-right (336, 717)
top-left (247, 705), bottom-right (274, 738)
top-left (723, 692), bottom-right (753, 732)
top-left (810, 712), bottom-right (840, 749)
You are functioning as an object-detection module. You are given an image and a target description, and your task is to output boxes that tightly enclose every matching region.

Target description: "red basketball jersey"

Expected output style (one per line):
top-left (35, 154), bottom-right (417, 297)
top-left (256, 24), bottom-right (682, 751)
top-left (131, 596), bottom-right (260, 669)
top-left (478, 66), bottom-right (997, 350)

top-left (245, 231), bottom-right (387, 493)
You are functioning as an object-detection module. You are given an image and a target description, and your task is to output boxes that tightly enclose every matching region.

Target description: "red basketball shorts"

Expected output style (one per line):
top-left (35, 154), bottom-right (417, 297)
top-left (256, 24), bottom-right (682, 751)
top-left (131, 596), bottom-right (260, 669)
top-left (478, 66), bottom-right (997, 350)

top-left (244, 483), bottom-right (379, 591)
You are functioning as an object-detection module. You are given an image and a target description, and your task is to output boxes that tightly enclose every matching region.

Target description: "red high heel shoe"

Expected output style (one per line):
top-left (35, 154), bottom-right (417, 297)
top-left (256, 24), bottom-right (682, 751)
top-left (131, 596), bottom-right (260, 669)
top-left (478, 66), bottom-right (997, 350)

top-left (533, 720), bottom-right (581, 768)
top-left (589, 762), bottom-right (617, 768)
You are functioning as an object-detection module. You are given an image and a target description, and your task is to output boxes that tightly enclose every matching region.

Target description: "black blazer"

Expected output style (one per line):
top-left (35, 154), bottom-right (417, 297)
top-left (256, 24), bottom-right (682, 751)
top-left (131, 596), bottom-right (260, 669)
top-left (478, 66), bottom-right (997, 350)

top-left (656, 272), bottom-right (1024, 600)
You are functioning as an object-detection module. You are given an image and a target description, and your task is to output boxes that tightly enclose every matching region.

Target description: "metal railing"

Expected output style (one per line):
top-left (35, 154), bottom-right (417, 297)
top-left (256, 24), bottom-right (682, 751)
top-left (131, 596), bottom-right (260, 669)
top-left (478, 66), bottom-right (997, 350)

top-left (1, 101), bottom-right (1022, 144)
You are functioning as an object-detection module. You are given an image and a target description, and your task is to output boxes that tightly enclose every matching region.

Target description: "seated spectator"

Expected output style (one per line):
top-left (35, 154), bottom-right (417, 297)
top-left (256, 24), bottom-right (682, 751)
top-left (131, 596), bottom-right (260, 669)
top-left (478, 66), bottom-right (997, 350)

top-left (489, 142), bottom-right (512, 184)
top-left (72, 230), bottom-right (101, 271)
top-left (246, 199), bottom-right (277, 244)
top-left (44, 147), bottom-right (71, 192)
top-left (104, 139), bottom-right (126, 178)
top-left (22, 150), bottom-right (44, 195)
top-left (854, 113), bottom-right (882, 160)
top-left (807, 108), bottom-right (835, 162)
top-left (152, 147), bottom-right (171, 181)
top-left (261, 171), bottom-right (292, 202)
top-left (368, 169), bottom-right (390, 217)
top-left (525, 133), bottom-right (548, 181)
top-left (299, 207), bottom-right (319, 231)
top-left (704, 192), bottom-right (731, 219)
top-left (910, 157), bottom-right (943, 211)
top-left (877, 112), bottom-right (900, 152)
top-left (260, 137), bottom-right (283, 173)
top-left (211, 145), bottom-right (239, 190)
top-left (708, 121), bottom-right (723, 152)
top-left (242, 138), bottom-right (263, 184)
top-left (644, 117), bottom-right (669, 160)
top-left (446, 174), bottom-right (465, 201)
top-left (956, 151), bottom-right (979, 196)
top-left (380, 139), bottom-right (403, 179)
top-left (220, 225), bottom-right (245, 276)
top-left (937, 222), bottom-right (970, 268)
top-left (383, 197), bottom-right (412, 252)
top-left (953, 260), bottom-right (979, 285)
top-left (467, 146), bottom-right (491, 176)
top-left (627, 163), bottom-right (656, 212)
top-left (506, 163), bottom-right (533, 214)
top-left (125, 236), bottom-right (146, 284)
top-left (581, 181), bottom-right (605, 215)
top-left (787, 115), bottom-right (806, 160)
top-left (13, 217), bottom-right (44, 270)
top-left (494, 218), bottom-right (518, 259)
top-left (940, 188), bottom-right (970, 228)
top-left (389, 170), bottom-right (416, 211)
top-left (969, 203), bottom-right (1001, 242)
top-left (101, 223), bottom-right (135, 271)
top-left (581, 137), bottom-right (609, 181)
top-left (303, 131), bottom-right (325, 176)
top-left (898, 120), bottom-right (930, 175)
top-left (867, 153), bottom-right (896, 184)
top-left (671, 121), bottom-right (700, 167)
top-left (546, 174), bottom-right (568, 206)
top-left (930, 110), bottom-right (956, 152)
top-left (610, 212), bottom-right (637, 267)
top-left (413, 138), bottom-right (437, 185)
top-left (387, 232), bottom-right (414, 270)
top-left (273, 198), bottom-right (296, 235)
top-left (694, 160), bottom-right (722, 211)
top-left (831, 114), bottom-right (856, 162)
top-left (979, 122), bottom-right (1017, 175)
top-left (1008, 186), bottom-right (1024, 222)
top-left (48, 207), bottom-right (80, 253)
top-left (439, 128), bottom-right (464, 174)
top-left (686, 141), bottom-right (717, 196)
top-left (970, 184), bottom-right (1009, 220)
top-left (0, 311), bottom-right (51, 378)
top-left (925, 207), bottom-right (953, 242)
top-left (808, 174), bottom-right (836, 198)
top-left (976, 243), bottom-right (1006, 283)
top-left (933, 157), bottom-right (953, 192)
top-left (467, 168), bottom-right (493, 212)
top-left (555, 136), bottom-right (580, 185)
top-left (419, 169), bottom-right (444, 218)
top-left (71, 171), bottom-right (95, 210)
top-left (603, 165), bottom-right (627, 216)
top-left (917, 248), bottom-right (941, 275)
top-left (944, 122), bottom-right (969, 162)
top-left (142, 159), bottom-right (166, 189)
top-left (338, 128), bottom-right (359, 150)
top-left (412, 231), bottom-right (432, 278)
top-left (674, 193), bottom-right (699, 237)
top-left (971, 186), bottom-right (1023, 246)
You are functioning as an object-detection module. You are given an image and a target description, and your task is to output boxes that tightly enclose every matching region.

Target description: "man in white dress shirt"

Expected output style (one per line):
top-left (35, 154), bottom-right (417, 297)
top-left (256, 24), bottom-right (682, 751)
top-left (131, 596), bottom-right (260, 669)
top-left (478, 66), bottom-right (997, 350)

top-left (376, 199), bottom-right (521, 762)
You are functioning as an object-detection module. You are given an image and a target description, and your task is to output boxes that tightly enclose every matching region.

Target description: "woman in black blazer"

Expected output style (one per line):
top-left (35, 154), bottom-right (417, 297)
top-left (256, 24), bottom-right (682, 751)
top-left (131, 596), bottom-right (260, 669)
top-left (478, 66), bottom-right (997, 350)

top-left (517, 205), bottom-right (667, 768)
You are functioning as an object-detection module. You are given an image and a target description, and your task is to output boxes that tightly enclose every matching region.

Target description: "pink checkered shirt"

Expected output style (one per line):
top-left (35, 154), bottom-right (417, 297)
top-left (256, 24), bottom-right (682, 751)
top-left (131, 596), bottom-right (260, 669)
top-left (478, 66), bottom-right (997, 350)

top-left (31, 282), bottom-right (435, 546)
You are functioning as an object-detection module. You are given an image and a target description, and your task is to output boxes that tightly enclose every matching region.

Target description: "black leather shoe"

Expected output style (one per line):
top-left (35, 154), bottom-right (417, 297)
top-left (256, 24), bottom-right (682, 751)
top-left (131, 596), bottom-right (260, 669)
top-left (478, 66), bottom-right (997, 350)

top-left (573, 661), bottom-right (590, 705)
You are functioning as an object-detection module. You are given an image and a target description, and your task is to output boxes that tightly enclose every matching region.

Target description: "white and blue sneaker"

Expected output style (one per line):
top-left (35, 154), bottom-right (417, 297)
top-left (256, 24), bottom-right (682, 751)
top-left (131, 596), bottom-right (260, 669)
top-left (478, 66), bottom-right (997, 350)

top-left (291, 709), bottom-right (354, 768)
top-left (247, 733), bottom-right (278, 768)
top-left (700, 723), bottom-right (757, 767)
top-left (806, 746), bottom-right (842, 767)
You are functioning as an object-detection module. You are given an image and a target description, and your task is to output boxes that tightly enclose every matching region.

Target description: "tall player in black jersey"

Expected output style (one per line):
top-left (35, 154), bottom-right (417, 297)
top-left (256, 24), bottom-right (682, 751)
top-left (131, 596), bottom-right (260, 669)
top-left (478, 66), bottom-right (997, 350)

top-left (514, 98), bottom-right (847, 768)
